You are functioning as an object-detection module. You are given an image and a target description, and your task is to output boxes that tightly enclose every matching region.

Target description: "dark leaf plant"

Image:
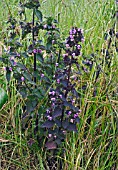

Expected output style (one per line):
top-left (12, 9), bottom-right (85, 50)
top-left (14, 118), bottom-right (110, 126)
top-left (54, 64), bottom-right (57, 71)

top-left (0, 0), bottom-right (91, 150)
top-left (42, 27), bottom-right (86, 149)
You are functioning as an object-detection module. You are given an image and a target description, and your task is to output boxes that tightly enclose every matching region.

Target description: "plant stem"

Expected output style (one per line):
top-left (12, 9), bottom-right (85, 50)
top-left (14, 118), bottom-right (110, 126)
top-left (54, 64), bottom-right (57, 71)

top-left (61, 56), bottom-right (72, 124)
top-left (32, 9), bottom-right (36, 85)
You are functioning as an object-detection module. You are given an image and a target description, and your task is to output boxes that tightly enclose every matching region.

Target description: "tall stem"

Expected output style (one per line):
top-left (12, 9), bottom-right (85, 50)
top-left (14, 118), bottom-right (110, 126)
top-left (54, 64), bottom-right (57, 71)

top-left (32, 9), bottom-right (36, 85)
top-left (61, 56), bottom-right (72, 124)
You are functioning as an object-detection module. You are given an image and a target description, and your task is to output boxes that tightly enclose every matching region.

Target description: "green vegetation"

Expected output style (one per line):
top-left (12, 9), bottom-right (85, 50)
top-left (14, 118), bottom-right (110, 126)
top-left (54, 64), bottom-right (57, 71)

top-left (0, 0), bottom-right (118, 169)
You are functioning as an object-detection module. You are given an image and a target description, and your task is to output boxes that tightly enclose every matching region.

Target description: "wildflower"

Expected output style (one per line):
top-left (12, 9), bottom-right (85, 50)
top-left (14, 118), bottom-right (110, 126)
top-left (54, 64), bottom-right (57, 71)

top-left (33, 49), bottom-right (37, 54)
top-left (3, 67), bottom-right (6, 71)
top-left (63, 53), bottom-right (68, 57)
top-left (70, 119), bottom-right (74, 123)
top-left (41, 74), bottom-right (44, 78)
top-left (73, 28), bottom-right (76, 34)
top-left (57, 79), bottom-right (60, 84)
top-left (74, 113), bottom-right (78, 118)
top-left (52, 103), bottom-right (55, 107)
top-left (68, 111), bottom-right (72, 115)
top-left (46, 109), bottom-right (50, 113)
top-left (13, 61), bottom-right (17, 66)
top-left (55, 63), bottom-right (58, 66)
top-left (17, 53), bottom-right (20, 57)
top-left (9, 67), bottom-right (12, 71)
top-left (77, 45), bottom-right (81, 49)
top-left (59, 94), bottom-right (62, 99)
top-left (21, 76), bottom-right (25, 81)
top-left (38, 49), bottom-right (42, 53)
top-left (51, 98), bottom-right (56, 101)
top-left (70, 35), bottom-right (73, 39)
top-left (10, 56), bottom-right (15, 60)
top-left (52, 25), bottom-right (56, 29)
top-left (69, 29), bottom-right (73, 35)
top-left (52, 91), bottom-right (55, 96)
top-left (72, 53), bottom-right (76, 57)
top-left (47, 116), bottom-right (53, 121)
top-left (72, 99), bottom-right (75, 104)
top-left (43, 24), bottom-right (47, 29)
top-left (52, 40), bottom-right (55, 44)
top-left (66, 44), bottom-right (70, 48)
top-left (81, 38), bottom-right (84, 43)
top-left (48, 134), bottom-right (52, 138)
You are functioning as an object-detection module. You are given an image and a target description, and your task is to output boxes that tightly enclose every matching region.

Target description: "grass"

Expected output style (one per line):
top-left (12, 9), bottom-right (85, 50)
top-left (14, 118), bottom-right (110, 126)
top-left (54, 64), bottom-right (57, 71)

top-left (0, 0), bottom-right (118, 169)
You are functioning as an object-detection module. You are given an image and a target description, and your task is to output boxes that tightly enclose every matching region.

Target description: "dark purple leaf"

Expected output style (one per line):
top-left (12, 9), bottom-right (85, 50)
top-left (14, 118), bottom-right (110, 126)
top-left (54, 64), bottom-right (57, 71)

top-left (45, 141), bottom-right (57, 150)
top-left (61, 80), bottom-right (68, 87)
top-left (41, 120), bottom-right (54, 128)
top-left (52, 107), bottom-right (62, 119)
top-left (55, 138), bottom-right (61, 145)
top-left (75, 117), bottom-right (80, 124)
top-left (68, 123), bottom-right (78, 132)
top-left (62, 119), bottom-right (69, 129)
top-left (55, 119), bottom-right (61, 127)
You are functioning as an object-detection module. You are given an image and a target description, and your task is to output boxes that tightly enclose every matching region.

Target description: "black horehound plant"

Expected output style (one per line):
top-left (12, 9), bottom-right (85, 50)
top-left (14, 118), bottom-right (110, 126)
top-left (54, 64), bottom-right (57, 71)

top-left (41, 27), bottom-right (86, 149)
top-left (0, 0), bottom-right (92, 149)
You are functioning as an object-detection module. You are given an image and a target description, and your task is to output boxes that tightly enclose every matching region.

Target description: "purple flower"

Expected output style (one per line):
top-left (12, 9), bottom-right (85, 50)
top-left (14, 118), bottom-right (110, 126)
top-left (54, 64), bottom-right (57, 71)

top-left (10, 56), bottom-right (15, 60)
top-left (55, 63), bottom-right (58, 66)
top-left (52, 103), bottom-right (55, 107)
top-left (43, 24), bottom-right (47, 29)
top-left (17, 53), bottom-right (20, 57)
top-left (72, 53), bottom-right (75, 57)
top-left (66, 44), bottom-right (70, 48)
top-left (72, 99), bottom-right (75, 104)
top-left (70, 35), bottom-right (73, 39)
top-left (74, 113), bottom-right (78, 118)
top-left (70, 38), bottom-right (74, 41)
top-left (77, 45), bottom-right (81, 49)
top-left (59, 94), bottom-right (62, 99)
top-left (3, 67), bottom-right (6, 71)
top-left (48, 134), bottom-right (52, 138)
top-left (33, 49), bottom-right (37, 54)
top-left (54, 135), bottom-right (56, 138)
top-left (70, 119), bottom-right (74, 123)
top-left (38, 49), bottom-right (42, 53)
top-left (63, 53), bottom-right (68, 57)
top-left (41, 74), bottom-right (44, 78)
top-left (9, 67), bottom-right (12, 71)
top-left (52, 40), bottom-right (55, 44)
top-left (68, 111), bottom-right (72, 115)
top-left (52, 91), bottom-right (55, 96)
top-left (21, 76), bottom-right (25, 81)
top-left (69, 29), bottom-right (73, 35)
top-left (57, 79), bottom-right (60, 84)
top-left (13, 61), bottom-right (17, 66)
top-left (47, 116), bottom-right (53, 121)
top-left (51, 98), bottom-right (56, 101)
top-left (52, 25), bottom-right (56, 29)
top-left (73, 28), bottom-right (76, 34)
top-left (46, 109), bottom-right (50, 113)
top-left (81, 38), bottom-right (84, 43)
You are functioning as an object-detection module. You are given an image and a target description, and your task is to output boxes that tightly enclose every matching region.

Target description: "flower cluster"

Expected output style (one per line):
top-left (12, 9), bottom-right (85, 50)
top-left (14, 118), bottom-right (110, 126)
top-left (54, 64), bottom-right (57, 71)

top-left (64, 27), bottom-right (84, 57)
top-left (33, 49), bottom-right (42, 54)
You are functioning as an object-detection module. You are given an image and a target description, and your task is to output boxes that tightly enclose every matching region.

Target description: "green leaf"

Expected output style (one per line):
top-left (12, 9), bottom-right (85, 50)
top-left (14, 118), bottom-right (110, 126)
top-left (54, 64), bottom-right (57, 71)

top-left (0, 88), bottom-right (8, 109)
top-left (36, 53), bottom-right (44, 62)
top-left (35, 9), bottom-right (43, 22)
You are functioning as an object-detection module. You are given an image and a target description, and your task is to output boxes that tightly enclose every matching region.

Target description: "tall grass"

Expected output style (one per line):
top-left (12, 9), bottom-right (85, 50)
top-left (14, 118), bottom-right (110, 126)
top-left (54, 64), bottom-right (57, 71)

top-left (0, 0), bottom-right (118, 169)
